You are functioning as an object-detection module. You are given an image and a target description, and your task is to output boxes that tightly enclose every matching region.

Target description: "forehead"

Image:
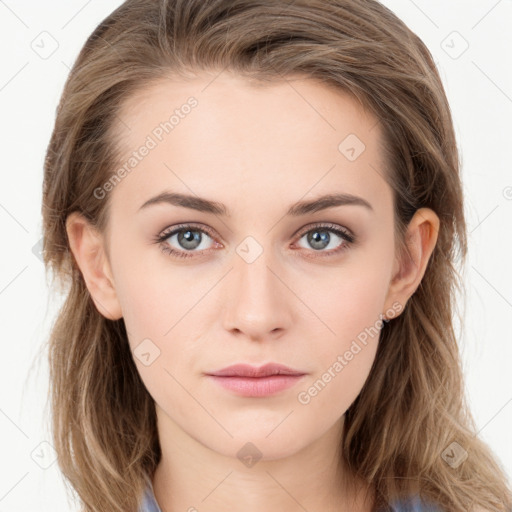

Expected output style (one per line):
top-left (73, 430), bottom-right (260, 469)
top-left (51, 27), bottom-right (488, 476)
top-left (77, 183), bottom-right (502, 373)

top-left (109, 71), bottom-right (389, 216)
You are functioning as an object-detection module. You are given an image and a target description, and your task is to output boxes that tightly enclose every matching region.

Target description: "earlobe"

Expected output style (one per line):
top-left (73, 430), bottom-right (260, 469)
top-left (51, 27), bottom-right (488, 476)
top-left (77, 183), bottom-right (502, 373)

top-left (65, 212), bottom-right (123, 321)
top-left (384, 208), bottom-right (440, 315)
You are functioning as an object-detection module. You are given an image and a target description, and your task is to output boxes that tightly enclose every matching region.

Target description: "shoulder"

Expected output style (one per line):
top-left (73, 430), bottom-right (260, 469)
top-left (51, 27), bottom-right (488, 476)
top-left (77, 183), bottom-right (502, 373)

top-left (138, 482), bottom-right (162, 512)
top-left (389, 497), bottom-right (501, 512)
top-left (388, 495), bottom-right (443, 512)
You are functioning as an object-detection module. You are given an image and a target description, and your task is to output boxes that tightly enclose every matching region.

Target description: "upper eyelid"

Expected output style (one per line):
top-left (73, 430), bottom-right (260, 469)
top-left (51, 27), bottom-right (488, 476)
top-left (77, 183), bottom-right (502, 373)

top-left (295, 222), bottom-right (352, 236)
top-left (159, 223), bottom-right (213, 236)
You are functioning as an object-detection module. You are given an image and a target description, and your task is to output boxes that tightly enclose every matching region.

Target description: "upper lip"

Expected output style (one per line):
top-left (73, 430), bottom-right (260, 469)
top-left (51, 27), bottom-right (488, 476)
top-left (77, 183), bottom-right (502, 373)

top-left (207, 363), bottom-right (305, 378)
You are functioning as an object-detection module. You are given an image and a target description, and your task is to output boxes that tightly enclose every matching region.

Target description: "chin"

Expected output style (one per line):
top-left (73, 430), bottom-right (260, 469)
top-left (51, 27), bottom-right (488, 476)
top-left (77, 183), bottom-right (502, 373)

top-left (195, 416), bottom-right (325, 464)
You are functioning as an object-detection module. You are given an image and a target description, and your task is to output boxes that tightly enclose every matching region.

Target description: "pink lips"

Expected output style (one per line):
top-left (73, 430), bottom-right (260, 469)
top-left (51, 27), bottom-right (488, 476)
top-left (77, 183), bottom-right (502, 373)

top-left (206, 363), bottom-right (306, 397)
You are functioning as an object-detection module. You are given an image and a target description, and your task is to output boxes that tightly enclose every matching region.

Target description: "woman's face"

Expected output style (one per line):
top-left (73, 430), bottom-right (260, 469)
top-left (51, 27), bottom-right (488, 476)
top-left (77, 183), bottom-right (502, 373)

top-left (96, 72), bottom-right (406, 459)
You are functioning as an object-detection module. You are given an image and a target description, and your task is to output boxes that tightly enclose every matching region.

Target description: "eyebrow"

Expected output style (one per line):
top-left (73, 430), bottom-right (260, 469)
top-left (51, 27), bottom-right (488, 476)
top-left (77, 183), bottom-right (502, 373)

top-left (138, 191), bottom-right (374, 216)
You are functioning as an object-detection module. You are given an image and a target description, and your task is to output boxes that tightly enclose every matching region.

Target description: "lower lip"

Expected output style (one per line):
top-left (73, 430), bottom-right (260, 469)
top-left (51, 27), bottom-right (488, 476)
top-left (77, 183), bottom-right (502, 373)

top-left (207, 375), bottom-right (305, 397)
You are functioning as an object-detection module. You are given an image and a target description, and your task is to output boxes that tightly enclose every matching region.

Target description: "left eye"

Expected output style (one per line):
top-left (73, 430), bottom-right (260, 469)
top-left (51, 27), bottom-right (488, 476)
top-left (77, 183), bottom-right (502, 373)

top-left (296, 226), bottom-right (353, 252)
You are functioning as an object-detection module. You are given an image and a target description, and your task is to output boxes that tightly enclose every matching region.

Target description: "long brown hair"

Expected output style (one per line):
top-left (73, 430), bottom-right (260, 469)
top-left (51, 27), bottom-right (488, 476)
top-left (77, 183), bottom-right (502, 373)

top-left (41, 1), bottom-right (512, 511)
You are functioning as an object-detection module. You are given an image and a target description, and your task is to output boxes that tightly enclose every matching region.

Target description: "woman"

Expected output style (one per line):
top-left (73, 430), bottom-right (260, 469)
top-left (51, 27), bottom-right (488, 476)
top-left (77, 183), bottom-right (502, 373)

top-left (42, 0), bottom-right (512, 511)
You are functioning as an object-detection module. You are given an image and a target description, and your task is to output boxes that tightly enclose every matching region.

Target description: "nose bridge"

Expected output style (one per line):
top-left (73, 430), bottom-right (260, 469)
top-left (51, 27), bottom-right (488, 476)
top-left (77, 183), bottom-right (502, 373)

top-left (222, 237), bottom-right (291, 339)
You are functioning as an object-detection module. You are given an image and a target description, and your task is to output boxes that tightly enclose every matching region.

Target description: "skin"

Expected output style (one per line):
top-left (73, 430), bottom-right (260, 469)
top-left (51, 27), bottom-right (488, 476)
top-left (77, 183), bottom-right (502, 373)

top-left (66, 71), bottom-right (439, 512)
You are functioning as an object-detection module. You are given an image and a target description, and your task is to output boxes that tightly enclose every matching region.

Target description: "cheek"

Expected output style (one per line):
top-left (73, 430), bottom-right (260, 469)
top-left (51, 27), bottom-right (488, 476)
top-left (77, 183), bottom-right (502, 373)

top-left (117, 276), bottom-right (168, 341)
top-left (113, 251), bottom-right (211, 380)
top-left (310, 262), bottom-right (391, 355)
top-left (296, 284), bottom-right (383, 421)
top-left (109, 252), bottom-right (176, 369)
top-left (299, 251), bottom-right (392, 403)
top-left (110, 230), bottom-right (186, 338)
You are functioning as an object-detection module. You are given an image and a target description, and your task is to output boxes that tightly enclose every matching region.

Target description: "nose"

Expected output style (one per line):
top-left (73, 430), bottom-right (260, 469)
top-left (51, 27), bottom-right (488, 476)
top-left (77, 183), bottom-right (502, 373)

top-left (221, 244), bottom-right (293, 342)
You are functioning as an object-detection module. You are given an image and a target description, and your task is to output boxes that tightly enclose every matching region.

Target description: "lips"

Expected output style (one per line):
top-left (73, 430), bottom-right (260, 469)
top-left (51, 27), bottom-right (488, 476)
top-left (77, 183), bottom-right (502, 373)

top-left (207, 363), bottom-right (305, 378)
top-left (206, 363), bottom-right (307, 397)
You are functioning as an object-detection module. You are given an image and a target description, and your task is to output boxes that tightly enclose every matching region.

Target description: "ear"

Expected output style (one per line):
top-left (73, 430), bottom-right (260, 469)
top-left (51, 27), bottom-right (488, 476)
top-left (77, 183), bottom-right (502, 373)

top-left (383, 207), bottom-right (440, 318)
top-left (65, 211), bottom-right (123, 320)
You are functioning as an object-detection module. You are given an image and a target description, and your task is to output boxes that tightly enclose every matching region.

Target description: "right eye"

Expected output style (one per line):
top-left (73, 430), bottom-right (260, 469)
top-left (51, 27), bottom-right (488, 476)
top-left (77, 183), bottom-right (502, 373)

top-left (154, 223), bottom-right (222, 259)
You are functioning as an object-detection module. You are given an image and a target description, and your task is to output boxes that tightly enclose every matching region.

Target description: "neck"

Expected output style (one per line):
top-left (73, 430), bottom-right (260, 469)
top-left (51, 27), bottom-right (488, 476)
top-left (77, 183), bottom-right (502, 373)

top-left (152, 407), bottom-right (374, 512)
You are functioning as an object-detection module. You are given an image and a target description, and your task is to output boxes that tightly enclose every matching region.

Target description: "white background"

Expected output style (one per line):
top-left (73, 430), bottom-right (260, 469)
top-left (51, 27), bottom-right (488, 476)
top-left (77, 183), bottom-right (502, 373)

top-left (0, 1), bottom-right (511, 510)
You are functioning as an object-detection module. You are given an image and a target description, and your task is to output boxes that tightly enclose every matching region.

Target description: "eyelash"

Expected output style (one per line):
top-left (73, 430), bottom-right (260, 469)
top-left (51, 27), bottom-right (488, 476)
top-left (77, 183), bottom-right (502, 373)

top-left (153, 222), bottom-right (356, 260)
